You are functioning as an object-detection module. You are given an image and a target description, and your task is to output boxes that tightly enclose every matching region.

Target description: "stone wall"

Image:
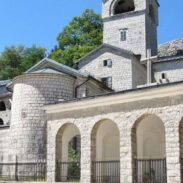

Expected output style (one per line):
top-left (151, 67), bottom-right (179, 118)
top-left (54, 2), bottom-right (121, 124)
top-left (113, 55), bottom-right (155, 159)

top-left (76, 78), bottom-right (110, 98)
top-left (0, 98), bottom-right (11, 126)
top-left (102, 0), bottom-right (158, 58)
top-left (102, 0), bottom-right (146, 19)
top-left (86, 80), bottom-right (110, 96)
top-left (146, 13), bottom-right (158, 56)
top-left (103, 12), bottom-right (147, 58)
top-left (10, 73), bottom-right (76, 162)
top-left (0, 111), bottom-right (10, 126)
top-left (0, 70), bottom-right (111, 164)
top-left (79, 48), bottom-right (147, 91)
top-left (132, 58), bottom-right (146, 87)
top-left (46, 92), bottom-right (183, 183)
top-left (153, 59), bottom-right (183, 83)
top-left (0, 128), bottom-right (10, 161)
top-left (79, 49), bottom-right (135, 91)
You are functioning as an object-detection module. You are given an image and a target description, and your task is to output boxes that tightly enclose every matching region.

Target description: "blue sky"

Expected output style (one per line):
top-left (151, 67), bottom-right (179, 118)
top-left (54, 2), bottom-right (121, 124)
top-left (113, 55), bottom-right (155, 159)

top-left (0, 0), bottom-right (182, 53)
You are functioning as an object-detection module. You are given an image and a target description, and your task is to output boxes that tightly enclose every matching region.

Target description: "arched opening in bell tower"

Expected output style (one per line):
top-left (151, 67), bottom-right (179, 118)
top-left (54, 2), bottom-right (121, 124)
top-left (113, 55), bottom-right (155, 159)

top-left (113, 0), bottom-right (135, 15)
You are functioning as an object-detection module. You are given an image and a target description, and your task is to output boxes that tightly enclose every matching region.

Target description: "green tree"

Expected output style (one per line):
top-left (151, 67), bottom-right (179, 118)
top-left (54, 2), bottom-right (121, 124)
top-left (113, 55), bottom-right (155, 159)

top-left (51, 9), bottom-right (103, 67)
top-left (0, 45), bottom-right (46, 80)
top-left (68, 149), bottom-right (80, 180)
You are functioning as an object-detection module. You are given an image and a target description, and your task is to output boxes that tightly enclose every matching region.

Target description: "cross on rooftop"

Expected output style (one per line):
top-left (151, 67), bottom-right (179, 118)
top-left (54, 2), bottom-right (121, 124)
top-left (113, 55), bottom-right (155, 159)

top-left (141, 49), bottom-right (158, 84)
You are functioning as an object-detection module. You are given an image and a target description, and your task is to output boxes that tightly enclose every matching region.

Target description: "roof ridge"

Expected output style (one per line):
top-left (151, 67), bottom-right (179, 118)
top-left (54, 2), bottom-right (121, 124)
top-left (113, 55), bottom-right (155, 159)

top-left (75, 43), bottom-right (134, 65)
top-left (26, 57), bottom-right (89, 78)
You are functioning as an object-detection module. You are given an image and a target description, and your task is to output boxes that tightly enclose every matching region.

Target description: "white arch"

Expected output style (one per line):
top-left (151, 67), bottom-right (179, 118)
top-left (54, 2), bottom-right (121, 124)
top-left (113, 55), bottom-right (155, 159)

top-left (62, 124), bottom-right (80, 161)
top-left (56, 123), bottom-right (80, 162)
top-left (56, 123), bottom-right (81, 182)
top-left (135, 114), bottom-right (166, 159)
top-left (91, 119), bottom-right (120, 161)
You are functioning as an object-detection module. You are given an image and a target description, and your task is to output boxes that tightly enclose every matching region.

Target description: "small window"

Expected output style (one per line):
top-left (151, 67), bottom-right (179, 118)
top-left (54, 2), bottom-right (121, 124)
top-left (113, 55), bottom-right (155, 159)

top-left (161, 73), bottom-right (166, 79)
top-left (0, 119), bottom-right (4, 126)
top-left (0, 102), bottom-right (6, 111)
top-left (101, 77), bottom-right (112, 88)
top-left (120, 30), bottom-right (127, 41)
top-left (103, 59), bottom-right (112, 67)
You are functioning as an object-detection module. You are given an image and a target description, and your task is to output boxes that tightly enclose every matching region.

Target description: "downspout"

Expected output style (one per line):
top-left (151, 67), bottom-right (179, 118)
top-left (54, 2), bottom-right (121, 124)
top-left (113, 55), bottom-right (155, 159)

top-left (74, 77), bottom-right (90, 98)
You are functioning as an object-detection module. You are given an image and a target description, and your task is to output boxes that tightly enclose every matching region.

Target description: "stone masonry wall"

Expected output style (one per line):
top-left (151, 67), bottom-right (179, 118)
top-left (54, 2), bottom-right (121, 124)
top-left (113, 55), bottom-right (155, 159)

top-left (0, 111), bottom-right (10, 126)
top-left (75, 78), bottom-right (110, 98)
top-left (146, 14), bottom-right (158, 56)
top-left (102, 0), bottom-right (146, 19)
top-left (132, 58), bottom-right (147, 87)
top-left (47, 94), bottom-right (183, 183)
top-left (86, 81), bottom-right (110, 96)
top-left (10, 73), bottom-right (76, 162)
top-left (102, 0), bottom-right (158, 58)
top-left (153, 59), bottom-right (183, 83)
top-left (0, 128), bottom-right (10, 161)
top-left (79, 49), bottom-right (134, 91)
top-left (0, 98), bottom-right (11, 126)
top-left (103, 13), bottom-right (147, 58)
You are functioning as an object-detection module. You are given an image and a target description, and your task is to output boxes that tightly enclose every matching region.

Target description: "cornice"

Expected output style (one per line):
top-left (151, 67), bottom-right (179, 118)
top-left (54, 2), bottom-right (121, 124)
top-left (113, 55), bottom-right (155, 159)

top-left (45, 82), bottom-right (183, 114)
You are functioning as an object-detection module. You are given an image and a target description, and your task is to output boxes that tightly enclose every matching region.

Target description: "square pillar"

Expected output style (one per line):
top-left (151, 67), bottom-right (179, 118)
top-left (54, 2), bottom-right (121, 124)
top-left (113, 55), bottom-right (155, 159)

top-left (165, 122), bottom-right (181, 183)
top-left (47, 132), bottom-right (56, 183)
top-left (80, 129), bottom-right (92, 183)
top-left (120, 127), bottom-right (133, 183)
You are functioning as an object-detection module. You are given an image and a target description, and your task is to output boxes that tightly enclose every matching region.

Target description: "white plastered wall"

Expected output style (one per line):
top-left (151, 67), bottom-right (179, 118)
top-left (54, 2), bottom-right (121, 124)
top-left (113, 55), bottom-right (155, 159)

top-left (96, 120), bottom-right (120, 161)
top-left (61, 124), bottom-right (80, 162)
top-left (136, 115), bottom-right (166, 159)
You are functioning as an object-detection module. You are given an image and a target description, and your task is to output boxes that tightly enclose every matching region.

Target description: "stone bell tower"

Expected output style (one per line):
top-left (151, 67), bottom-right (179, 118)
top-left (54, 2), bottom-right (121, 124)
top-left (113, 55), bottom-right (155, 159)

top-left (102, 0), bottom-right (159, 58)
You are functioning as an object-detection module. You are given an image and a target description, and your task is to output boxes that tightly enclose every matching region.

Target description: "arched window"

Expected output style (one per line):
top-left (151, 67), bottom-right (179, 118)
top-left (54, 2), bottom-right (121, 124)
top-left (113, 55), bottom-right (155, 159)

top-left (0, 119), bottom-right (4, 126)
top-left (0, 102), bottom-right (6, 111)
top-left (113, 0), bottom-right (135, 15)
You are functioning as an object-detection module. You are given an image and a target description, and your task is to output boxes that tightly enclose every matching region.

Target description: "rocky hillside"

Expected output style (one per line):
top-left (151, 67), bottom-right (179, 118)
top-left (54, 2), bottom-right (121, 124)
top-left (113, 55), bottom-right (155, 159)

top-left (158, 39), bottom-right (183, 57)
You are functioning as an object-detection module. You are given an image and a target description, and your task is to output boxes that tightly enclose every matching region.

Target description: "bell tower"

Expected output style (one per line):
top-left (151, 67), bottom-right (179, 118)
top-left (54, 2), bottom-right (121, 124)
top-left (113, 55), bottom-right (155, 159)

top-left (102, 0), bottom-right (159, 58)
